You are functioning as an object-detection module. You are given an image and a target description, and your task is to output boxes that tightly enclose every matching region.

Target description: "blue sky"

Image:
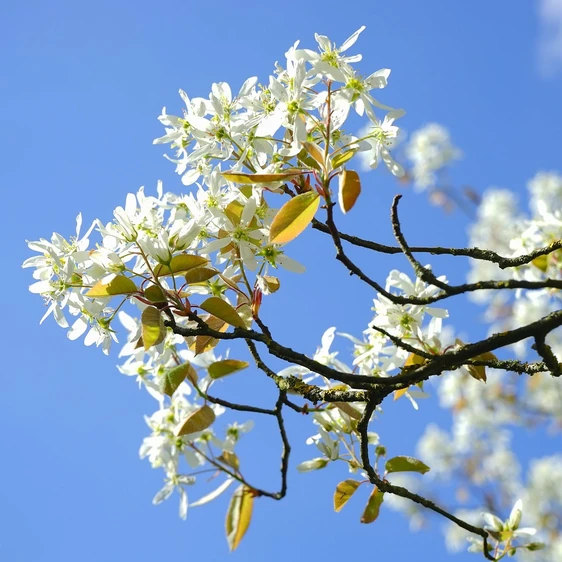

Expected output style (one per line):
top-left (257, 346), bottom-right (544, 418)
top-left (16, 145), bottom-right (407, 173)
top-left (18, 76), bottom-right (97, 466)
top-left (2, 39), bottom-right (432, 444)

top-left (3, 1), bottom-right (562, 561)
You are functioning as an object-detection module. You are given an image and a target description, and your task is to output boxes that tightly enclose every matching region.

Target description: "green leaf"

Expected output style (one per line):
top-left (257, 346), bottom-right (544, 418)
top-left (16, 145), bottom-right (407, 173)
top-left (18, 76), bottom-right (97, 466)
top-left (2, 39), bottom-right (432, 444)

top-left (154, 254), bottom-right (208, 277)
top-left (199, 297), bottom-right (246, 329)
top-left (333, 479), bottom-right (361, 512)
top-left (208, 359), bottom-right (249, 380)
top-left (385, 456), bottom-right (430, 475)
top-left (184, 267), bottom-right (219, 284)
top-left (338, 169), bottom-right (361, 214)
top-left (361, 487), bottom-right (384, 524)
top-left (175, 405), bottom-right (216, 436)
top-left (86, 275), bottom-right (138, 297)
top-left (144, 285), bottom-right (166, 303)
top-left (225, 485), bottom-right (254, 552)
top-left (331, 149), bottom-right (357, 170)
top-left (269, 191), bottom-right (320, 245)
top-left (222, 170), bottom-right (304, 185)
top-left (141, 306), bottom-right (165, 350)
top-left (160, 362), bottom-right (198, 396)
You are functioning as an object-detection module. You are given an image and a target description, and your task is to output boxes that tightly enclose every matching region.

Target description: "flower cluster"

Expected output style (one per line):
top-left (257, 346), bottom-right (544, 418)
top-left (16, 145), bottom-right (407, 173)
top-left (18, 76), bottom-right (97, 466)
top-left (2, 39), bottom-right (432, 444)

top-left (23, 27), bottom-right (410, 525)
top-left (154, 26), bottom-right (405, 183)
top-left (22, 24), bottom-right (562, 559)
top-left (405, 123), bottom-right (461, 190)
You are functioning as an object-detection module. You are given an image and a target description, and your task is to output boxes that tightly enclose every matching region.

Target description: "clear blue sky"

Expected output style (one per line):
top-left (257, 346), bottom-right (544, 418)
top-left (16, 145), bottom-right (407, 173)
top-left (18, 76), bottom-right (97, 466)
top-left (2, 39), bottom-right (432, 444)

top-left (2, 1), bottom-right (561, 561)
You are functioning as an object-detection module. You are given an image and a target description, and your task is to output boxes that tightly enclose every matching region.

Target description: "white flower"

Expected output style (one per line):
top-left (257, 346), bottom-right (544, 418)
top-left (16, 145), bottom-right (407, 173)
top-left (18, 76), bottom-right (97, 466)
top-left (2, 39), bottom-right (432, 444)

top-left (405, 123), bottom-right (461, 190)
top-left (152, 473), bottom-right (196, 520)
top-left (358, 109), bottom-right (405, 176)
top-left (294, 26), bottom-right (366, 77)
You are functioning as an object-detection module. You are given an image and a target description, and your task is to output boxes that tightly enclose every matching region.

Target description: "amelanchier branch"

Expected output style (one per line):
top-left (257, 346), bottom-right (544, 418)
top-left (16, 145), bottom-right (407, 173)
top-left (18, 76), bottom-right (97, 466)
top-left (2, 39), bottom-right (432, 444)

top-left (312, 219), bottom-right (562, 270)
top-left (25, 27), bottom-right (561, 557)
top-left (165, 307), bottom-right (562, 396)
top-left (356, 398), bottom-right (497, 561)
top-left (321, 191), bottom-right (562, 307)
top-left (161, 189), bottom-right (561, 558)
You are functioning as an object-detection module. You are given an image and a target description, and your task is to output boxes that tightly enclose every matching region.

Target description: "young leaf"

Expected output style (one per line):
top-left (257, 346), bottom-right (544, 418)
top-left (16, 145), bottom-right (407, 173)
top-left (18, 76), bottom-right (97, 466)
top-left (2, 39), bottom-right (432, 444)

top-left (361, 487), bottom-right (384, 524)
top-left (296, 458), bottom-right (329, 472)
top-left (141, 306), bottom-right (165, 350)
top-left (175, 405), bottom-right (216, 436)
top-left (144, 285), bottom-right (166, 303)
top-left (184, 267), bottom-right (219, 284)
top-left (189, 315), bottom-right (228, 355)
top-left (86, 275), bottom-right (138, 297)
top-left (338, 170), bottom-right (361, 214)
top-left (222, 170), bottom-right (303, 185)
top-left (224, 200), bottom-right (260, 229)
top-left (199, 297), bottom-right (247, 329)
top-left (225, 485), bottom-right (254, 552)
top-left (333, 402), bottom-right (362, 420)
top-left (297, 147), bottom-right (322, 171)
top-left (466, 350), bottom-right (497, 383)
top-left (331, 149), bottom-right (357, 170)
top-left (259, 275), bottom-right (281, 294)
top-left (466, 365), bottom-right (487, 382)
top-left (302, 141), bottom-right (325, 168)
top-left (269, 192), bottom-right (320, 245)
top-left (333, 479), bottom-right (361, 512)
top-left (531, 255), bottom-right (548, 272)
top-left (218, 451), bottom-right (240, 471)
top-left (160, 362), bottom-right (198, 396)
top-left (393, 387), bottom-right (410, 401)
top-left (404, 352), bottom-right (427, 367)
top-left (385, 456), bottom-right (430, 475)
top-left (396, 353), bottom-right (427, 400)
top-left (208, 359), bottom-right (249, 380)
top-left (154, 254), bottom-right (209, 277)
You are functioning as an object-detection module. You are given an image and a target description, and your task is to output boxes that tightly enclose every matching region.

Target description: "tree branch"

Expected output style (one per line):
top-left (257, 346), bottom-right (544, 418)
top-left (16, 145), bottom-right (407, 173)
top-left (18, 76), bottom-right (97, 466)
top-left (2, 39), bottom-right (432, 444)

top-left (312, 218), bottom-right (562, 270)
top-left (357, 397), bottom-right (496, 561)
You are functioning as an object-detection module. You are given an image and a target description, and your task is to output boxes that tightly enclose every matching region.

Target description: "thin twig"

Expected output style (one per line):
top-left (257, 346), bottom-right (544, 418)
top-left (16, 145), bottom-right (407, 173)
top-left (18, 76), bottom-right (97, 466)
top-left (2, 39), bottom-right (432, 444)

top-left (356, 398), bottom-right (496, 561)
top-left (312, 219), bottom-right (562, 270)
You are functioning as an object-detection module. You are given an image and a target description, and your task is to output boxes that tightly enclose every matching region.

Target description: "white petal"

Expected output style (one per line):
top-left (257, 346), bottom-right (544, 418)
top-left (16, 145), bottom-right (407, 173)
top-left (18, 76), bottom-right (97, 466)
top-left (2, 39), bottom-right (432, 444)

top-left (276, 254), bottom-right (306, 273)
top-left (200, 237), bottom-right (231, 254)
top-left (321, 327), bottom-right (336, 352)
top-left (241, 198), bottom-right (257, 226)
top-left (68, 316), bottom-right (88, 340)
top-left (178, 488), bottom-right (188, 520)
top-left (152, 482), bottom-right (174, 505)
top-left (53, 304), bottom-right (69, 328)
top-left (75, 213), bottom-right (83, 238)
top-left (255, 111), bottom-right (284, 138)
top-left (189, 478), bottom-right (234, 507)
top-left (381, 147), bottom-right (405, 177)
top-left (29, 280), bottom-right (52, 294)
top-left (340, 26), bottom-right (366, 52)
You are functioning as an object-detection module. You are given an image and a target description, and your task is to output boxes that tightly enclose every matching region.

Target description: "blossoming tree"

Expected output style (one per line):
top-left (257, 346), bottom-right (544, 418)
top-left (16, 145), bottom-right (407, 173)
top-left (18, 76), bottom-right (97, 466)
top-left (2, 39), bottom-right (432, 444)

top-left (24, 27), bottom-right (562, 560)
